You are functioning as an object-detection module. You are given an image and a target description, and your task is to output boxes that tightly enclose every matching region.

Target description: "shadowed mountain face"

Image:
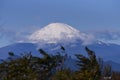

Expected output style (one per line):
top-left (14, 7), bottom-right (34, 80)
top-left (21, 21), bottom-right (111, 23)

top-left (0, 42), bottom-right (120, 71)
top-left (0, 43), bottom-right (39, 59)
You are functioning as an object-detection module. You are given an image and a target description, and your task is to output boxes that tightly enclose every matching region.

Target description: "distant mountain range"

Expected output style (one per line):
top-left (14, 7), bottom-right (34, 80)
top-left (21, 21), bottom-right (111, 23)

top-left (0, 23), bottom-right (120, 71)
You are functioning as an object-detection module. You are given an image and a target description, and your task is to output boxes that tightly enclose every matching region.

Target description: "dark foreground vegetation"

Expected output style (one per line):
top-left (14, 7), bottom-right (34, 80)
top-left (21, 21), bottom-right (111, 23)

top-left (0, 47), bottom-right (120, 80)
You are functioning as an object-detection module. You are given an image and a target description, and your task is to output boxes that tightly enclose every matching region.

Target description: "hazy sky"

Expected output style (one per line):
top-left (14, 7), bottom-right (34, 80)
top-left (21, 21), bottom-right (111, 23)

top-left (0, 0), bottom-right (120, 47)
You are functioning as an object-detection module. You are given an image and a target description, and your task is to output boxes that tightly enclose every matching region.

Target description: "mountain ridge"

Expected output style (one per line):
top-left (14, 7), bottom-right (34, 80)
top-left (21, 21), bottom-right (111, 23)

top-left (0, 42), bottom-right (120, 71)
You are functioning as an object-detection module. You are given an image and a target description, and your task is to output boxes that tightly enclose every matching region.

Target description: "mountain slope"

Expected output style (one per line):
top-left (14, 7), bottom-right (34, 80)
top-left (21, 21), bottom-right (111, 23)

top-left (0, 43), bottom-right (40, 59)
top-left (0, 42), bottom-right (120, 63)
top-left (0, 42), bottom-right (120, 71)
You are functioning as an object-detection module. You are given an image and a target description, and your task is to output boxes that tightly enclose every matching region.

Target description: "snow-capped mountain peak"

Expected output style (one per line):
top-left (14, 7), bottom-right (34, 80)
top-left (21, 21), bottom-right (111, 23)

top-left (29, 23), bottom-right (81, 43)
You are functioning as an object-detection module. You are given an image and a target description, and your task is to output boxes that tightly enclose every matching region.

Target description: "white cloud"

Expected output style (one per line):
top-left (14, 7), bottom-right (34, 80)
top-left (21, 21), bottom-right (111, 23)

top-left (0, 25), bottom-right (41, 45)
top-left (91, 30), bottom-right (120, 45)
top-left (80, 33), bottom-right (96, 45)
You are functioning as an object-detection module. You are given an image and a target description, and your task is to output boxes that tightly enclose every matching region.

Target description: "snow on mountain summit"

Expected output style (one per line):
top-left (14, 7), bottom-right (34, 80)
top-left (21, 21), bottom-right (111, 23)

top-left (29, 23), bottom-right (80, 43)
top-left (29, 23), bottom-right (95, 44)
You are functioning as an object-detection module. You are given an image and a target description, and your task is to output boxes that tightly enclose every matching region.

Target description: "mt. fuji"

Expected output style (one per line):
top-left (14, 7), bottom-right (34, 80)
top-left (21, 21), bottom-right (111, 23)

top-left (29, 23), bottom-right (95, 45)
top-left (29, 23), bottom-right (80, 43)
top-left (0, 23), bottom-right (120, 71)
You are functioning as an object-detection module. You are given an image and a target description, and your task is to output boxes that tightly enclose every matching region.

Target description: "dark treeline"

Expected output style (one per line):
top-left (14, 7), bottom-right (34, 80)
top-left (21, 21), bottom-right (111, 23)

top-left (0, 47), bottom-right (120, 80)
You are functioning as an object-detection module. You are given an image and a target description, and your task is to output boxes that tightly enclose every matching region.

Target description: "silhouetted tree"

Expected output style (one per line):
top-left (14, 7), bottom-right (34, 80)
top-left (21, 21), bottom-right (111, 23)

top-left (75, 47), bottom-right (101, 80)
top-left (0, 48), bottom-right (65, 80)
top-left (103, 64), bottom-right (112, 80)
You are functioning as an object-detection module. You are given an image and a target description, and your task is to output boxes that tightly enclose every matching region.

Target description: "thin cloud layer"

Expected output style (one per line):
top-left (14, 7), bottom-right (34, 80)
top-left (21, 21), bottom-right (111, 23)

top-left (0, 25), bottom-right (40, 45)
top-left (91, 30), bottom-right (120, 44)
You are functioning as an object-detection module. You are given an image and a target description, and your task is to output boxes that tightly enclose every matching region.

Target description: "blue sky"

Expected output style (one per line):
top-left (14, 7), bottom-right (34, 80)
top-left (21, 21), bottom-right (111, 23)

top-left (0, 0), bottom-right (120, 47)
